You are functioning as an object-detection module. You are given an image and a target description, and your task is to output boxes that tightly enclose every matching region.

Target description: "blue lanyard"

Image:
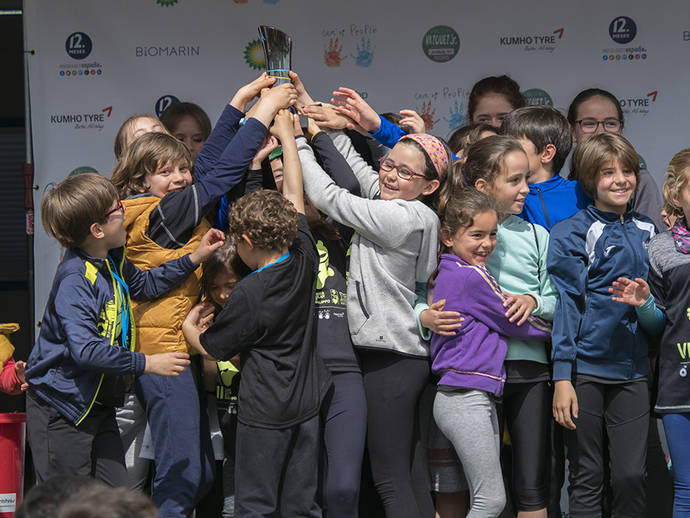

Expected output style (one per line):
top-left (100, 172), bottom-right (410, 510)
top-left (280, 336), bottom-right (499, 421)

top-left (247, 251), bottom-right (290, 276)
top-left (107, 255), bottom-right (131, 350)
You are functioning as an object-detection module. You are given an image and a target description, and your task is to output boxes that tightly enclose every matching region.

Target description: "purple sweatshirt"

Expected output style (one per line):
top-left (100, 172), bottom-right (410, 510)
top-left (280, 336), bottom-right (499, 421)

top-left (430, 254), bottom-right (553, 396)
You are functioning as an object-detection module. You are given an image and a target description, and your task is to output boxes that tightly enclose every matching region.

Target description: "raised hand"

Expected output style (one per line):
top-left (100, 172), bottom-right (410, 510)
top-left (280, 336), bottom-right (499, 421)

top-left (331, 87), bottom-right (380, 133)
top-left (251, 136), bottom-right (280, 169)
top-left (190, 229), bottom-right (226, 265)
top-left (609, 277), bottom-right (651, 307)
top-left (231, 73), bottom-right (276, 112)
top-left (270, 109), bottom-right (296, 140)
top-left (251, 83), bottom-right (298, 127)
top-left (399, 109), bottom-right (426, 133)
top-left (288, 71), bottom-right (315, 107)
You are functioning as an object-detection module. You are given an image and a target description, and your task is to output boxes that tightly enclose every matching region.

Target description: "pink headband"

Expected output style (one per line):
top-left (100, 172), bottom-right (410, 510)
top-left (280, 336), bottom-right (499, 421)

top-left (401, 133), bottom-right (449, 181)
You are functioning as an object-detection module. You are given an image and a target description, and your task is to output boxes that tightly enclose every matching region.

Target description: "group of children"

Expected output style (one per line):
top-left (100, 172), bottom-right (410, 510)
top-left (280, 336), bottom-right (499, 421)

top-left (15, 69), bottom-right (690, 518)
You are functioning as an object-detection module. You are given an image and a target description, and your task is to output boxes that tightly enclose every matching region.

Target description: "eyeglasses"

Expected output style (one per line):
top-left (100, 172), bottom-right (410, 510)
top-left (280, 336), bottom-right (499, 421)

top-left (379, 157), bottom-right (426, 181)
top-left (575, 118), bottom-right (622, 134)
top-left (104, 200), bottom-right (124, 219)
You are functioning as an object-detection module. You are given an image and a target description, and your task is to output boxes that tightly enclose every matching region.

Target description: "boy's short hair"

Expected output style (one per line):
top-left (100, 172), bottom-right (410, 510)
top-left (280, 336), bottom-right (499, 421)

top-left (41, 173), bottom-right (118, 249)
top-left (501, 106), bottom-right (572, 174)
top-left (573, 133), bottom-right (640, 199)
top-left (111, 132), bottom-right (193, 198)
top-left (15, 475), bottom-right (98, 518)
top-left (57, 484), bottom-right (157, 518)
top-left (229, 189), bottom-right (298, 252)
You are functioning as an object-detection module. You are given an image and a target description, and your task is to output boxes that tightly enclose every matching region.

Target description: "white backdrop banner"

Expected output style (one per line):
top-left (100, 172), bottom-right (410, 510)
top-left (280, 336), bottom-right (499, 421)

top-left (24, 0), bottom-right (690, 326)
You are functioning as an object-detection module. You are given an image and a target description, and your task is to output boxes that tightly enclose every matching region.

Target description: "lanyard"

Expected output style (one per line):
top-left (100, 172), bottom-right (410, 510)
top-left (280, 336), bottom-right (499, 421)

top-left (247, 251), bottom-right (291, 276)
top-left (107, 255), bottom-right (131, 350)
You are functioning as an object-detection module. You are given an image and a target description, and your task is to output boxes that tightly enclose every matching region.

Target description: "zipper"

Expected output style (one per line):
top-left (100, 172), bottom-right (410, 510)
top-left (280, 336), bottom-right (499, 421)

top-left (618, 214), bottom-right (640, 378)
top-left (536, 187), bottom-right (551, 229)
top-left (355, 281), bottom-right (370, 319)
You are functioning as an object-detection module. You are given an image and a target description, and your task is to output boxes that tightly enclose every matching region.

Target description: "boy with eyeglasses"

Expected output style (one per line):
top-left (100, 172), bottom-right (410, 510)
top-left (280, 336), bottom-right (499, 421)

top-left (25, 172), bottom-right (224, 486)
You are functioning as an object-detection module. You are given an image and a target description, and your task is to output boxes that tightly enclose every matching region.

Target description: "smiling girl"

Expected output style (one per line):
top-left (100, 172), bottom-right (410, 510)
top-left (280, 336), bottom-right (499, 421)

top-left (548, 133), bottom-right (657, 517)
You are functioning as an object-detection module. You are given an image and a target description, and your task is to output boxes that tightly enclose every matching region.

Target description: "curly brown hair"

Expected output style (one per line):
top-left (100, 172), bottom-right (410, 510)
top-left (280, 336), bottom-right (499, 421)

top-left (229, 190), bottom-right (298, 252)
top-left (111, 132), bottom-right (193, 198)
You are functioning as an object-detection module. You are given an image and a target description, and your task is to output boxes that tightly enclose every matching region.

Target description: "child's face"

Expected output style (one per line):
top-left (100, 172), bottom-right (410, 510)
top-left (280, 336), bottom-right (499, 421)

top-left (208, 268), bottom-right (239, 308)
top-left (128, 117), bottom-right (165, 148)
top-left (484, 151), bottom-right (530, 216)
top-left (594, 158), bottom-right (636, 214)
top-left (572, 96), bottom-right (621, 143)
top-left (472, 93), bottom-right (514, 127)
top-left (101, 199), bottom-right (127, 249)
top-left (442, 210), bottom-right (498, 266)
top-left (271, 157), bottom-right (284, 192)
top-left (379, 143), bottom-right (438, 202)
top-left (142, 161), bottom-right (192, 198)
top-left (661, 208), bottom-right (678, 230)
top-left (173, 115), bottom-right (205, 159)
top-left (671, 176), bottom-right (690, 223)
top-left (515, 137), bottom-right (542, 183)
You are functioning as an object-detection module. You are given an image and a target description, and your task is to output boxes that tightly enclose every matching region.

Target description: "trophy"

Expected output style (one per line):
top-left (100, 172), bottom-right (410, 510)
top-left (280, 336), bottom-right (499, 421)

top-left (258, 25), bottom-right (292, 85)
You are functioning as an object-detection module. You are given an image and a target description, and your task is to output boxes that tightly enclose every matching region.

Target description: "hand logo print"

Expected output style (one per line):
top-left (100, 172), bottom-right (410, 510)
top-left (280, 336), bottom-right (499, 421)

top-left (352, 37), bottom-right (374, 67)
top-left (324, 38), bottom-right (347, 67)
top-left (419, 101), bottom-right (439, 131)
top-left (444, 100), bottom-right (466, 130)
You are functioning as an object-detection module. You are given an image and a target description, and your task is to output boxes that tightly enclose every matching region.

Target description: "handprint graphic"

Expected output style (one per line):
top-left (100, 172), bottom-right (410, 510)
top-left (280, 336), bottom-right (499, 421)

top-left (419, 101), bottom-right (439, 131)
top-left (352, 37), bottom-right (374, 67)
top-left (324, 38), bottom-right (347, 67)
top-left (443, 100), bottom-right (466, 130)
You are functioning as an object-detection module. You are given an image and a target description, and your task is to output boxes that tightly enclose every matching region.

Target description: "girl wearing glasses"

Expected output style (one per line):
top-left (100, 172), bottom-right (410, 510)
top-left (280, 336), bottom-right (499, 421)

top-left (567, 88), bottom-right (664, 229)
top-left (297, 107), bottom-right (453, 517)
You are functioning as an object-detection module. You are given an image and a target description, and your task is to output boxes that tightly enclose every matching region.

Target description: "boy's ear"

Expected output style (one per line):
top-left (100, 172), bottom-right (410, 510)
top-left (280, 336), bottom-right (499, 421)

top-left (474, 178), bottom-right (488, 194)
top-left (241, 233), bottom-right (254, 250)
top-left (89, 222), bottom-right (105, 240)
top-left (540, 144), bottom-right (557, 165)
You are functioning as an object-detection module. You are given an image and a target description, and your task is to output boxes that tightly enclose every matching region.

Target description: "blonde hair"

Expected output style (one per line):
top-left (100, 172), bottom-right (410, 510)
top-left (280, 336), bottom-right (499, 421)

top-left (662, 149), bottom-right (690, 214)
top-left (573, 133), bottom-right (639, 199)
top-left (42, 173), bottom-right (118, 249)
top-left (113, 114), bottom-right (167, 160)
top-left (111, 132), bottom-right (193, 198)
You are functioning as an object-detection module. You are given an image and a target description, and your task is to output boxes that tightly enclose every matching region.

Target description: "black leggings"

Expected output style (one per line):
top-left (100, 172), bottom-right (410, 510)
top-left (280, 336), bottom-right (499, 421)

top-left (503, 380), bottom-right (550, 511)
top-left (360, 349), bottom-right (434, 518)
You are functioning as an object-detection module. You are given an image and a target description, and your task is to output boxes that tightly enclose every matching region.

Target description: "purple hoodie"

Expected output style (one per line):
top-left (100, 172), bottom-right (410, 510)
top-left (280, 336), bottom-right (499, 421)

top-left (430, 254), bottom-right (553, 396)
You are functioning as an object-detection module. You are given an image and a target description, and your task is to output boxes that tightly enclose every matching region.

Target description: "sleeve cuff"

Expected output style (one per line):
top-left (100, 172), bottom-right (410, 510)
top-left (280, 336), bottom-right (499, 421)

top-left (180, 254), bottom-right (196, 271)
top-left (369, 114), bottom-right (387, 139)
top-left (414, 303), bottom-right (431, 341)
top-left (133, 352), bottom-right (147, 375)
top-left (553, 360), bottom-right (573, 381)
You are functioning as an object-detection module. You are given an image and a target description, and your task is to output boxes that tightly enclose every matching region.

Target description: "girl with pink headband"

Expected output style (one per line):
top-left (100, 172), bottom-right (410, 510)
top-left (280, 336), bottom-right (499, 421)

top-left (293, 76), bottom-right (454, 518)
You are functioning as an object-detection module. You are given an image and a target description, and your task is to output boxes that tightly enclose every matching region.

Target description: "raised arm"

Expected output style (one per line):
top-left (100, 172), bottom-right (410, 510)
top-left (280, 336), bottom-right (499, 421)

top-left (271, 110), bottom-right (304, 214)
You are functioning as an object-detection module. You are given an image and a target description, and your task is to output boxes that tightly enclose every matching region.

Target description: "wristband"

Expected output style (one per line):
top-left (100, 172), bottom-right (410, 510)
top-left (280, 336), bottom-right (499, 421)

top-left (239, 117), bottom-right (247, 126)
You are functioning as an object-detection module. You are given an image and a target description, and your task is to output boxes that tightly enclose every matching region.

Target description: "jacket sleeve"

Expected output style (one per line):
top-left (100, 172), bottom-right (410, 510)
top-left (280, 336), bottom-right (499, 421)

top-left (310, 133), bottom-right (361, 197)
top-left (328, 131), bottom-right (381, 199)
top-left (369, 115), bottom-right (406, 150)
top-left (635, 294), bottom-right (666, 336)
top-left (0, 359), bottom-right (22, 395)
top-left (123, 254), bottom-right (198, 302)
top-left (462, 267), bottom-right (553, 341)
top-left (298, 137), bottom-right (419, 249)
top-left (200, 284), bottom-right (261, 360)
top-left (547, 221), bottom-right (589, 381)
top-left (54, 274), bottom-right (146, 375)
top-left (194, 104), bottom-right (244, 180)
top-left (531, 225), bottom-right (558, 321)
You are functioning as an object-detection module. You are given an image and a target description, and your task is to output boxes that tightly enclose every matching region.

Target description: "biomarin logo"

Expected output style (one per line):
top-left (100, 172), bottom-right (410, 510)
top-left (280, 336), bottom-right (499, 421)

top-left (136, 45), bottom-right (200, 57)
top-left (499, 28), bottom-right (564, 53)
top-left (618, 90), bottom-right (658, 116)
top-left (49, 106), bottom-right (113, 131)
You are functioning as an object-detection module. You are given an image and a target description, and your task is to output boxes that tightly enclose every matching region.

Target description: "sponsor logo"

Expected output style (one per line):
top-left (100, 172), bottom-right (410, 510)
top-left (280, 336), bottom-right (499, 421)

top-left (523, 88), bottom-right (553, 106)
top-left (156, 0), bottom-right (178, 5)
top-left (49, 106), bottom-right (113, 132)
top-left (244, 39), bottom-right (265, 70)
top-left (618, 90), bottom-right (657, 117)
top-left (136, 45), bottom-right (200, 57)
top-left (609, 16), bottom-right (636, 44)
top-left (322, 25), bottom-right (377, 67)
top-left (68, 166), bottom-right (99, 177)
top-left (65, 32), bottom-right (92, 60)
top-left (499, 27), bottom-right (564, 53)
top-left (684, 30), bottom-right (690, 41)
top-left (422, 25), bottom-right (460, 63)
top-left (0, 494), bottom-right (16, 514)
top-left (414, 85), bottom-right (468, 133)
top-left (154, 95), bottom-right (180, 117)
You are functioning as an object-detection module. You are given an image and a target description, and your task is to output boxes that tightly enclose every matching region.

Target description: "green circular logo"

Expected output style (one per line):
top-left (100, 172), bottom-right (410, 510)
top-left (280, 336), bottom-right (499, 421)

top-left (522, 88), bottom-right (553, 106)
top-left (68, 166), bottom-right (98, 177)
top-left (422, 26), bottom-right (460, 63)
top-left (244, 39), bottom-right (265, 70)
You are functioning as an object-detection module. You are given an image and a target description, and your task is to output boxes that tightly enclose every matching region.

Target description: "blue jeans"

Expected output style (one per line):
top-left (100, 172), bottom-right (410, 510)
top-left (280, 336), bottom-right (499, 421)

top-left (136, 364), bottom-right (215, 518)
top-left (663, 413), bottom-right (690, 517)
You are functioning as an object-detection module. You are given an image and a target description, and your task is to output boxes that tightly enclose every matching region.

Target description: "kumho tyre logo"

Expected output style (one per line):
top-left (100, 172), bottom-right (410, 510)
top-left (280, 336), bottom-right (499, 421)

top-left (609, 16), bottom-right (637, 44)
top-left (66, 32), bottom-right (93, 60)
top-left (422, 26), bottom-right (460, 63)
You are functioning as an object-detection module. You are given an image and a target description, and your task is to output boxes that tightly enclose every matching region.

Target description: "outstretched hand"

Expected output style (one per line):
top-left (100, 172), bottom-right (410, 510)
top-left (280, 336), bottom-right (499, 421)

top-left (609, 277), bottom-right (650, 307)
top-left (231, 73), bottom-right (276, 112)
top-left (190, 229), bottom-right (226, 265)
top-left (289, 71), bottom-right (315, 107)
top-left (270, 109), bottom-right (296, 141)
top-left (251, 136), bottom-right (280, 169)
top-left (399, 109), bottom-right (426, 133)
top-left (331, 87), bottom-right (380, 133)
top-left (420, 299), bottom-right (464, 336)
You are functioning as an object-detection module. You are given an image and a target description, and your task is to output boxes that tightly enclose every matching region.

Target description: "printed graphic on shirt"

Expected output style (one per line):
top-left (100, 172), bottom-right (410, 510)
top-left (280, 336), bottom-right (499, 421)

top-left (316, 240), bottom-right (335, 290)
top-left (97, 298), bottom-right (121, 344)
top-left (677, 341), bottom-right (690, 377)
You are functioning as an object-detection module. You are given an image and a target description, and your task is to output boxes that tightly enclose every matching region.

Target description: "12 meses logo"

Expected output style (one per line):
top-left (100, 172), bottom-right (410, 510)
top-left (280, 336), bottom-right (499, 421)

top-left (499, 28), bottom-right (564, 53)
top-left (49, 106), bottom-right (113, 131)
top-left (59, 32), bottom-right (104, 78)
top-left (619, 90), bottom-right (658, 117)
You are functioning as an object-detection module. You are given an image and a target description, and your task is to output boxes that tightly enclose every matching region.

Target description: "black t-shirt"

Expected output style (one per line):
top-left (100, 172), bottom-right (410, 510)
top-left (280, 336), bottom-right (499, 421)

top-left (200, 214), bottom-right (332, 429)
top-left (312, 230), bottom-right (360, 373)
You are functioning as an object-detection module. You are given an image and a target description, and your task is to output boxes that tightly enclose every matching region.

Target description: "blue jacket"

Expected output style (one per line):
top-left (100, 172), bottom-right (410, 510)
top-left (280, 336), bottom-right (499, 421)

top-left (519, 175), bottom-right (590, 231)
top-left (369, 115), bottom-right (459, 161)
top-left (547, 206), bottom-right (656, 381)
top-left (26, 246), bottom-right (197, 425)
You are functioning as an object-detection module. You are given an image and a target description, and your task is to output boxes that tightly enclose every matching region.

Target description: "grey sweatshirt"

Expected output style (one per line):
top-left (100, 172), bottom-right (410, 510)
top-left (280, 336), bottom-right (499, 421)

top-left (298, 133), bottom-right (439, 357)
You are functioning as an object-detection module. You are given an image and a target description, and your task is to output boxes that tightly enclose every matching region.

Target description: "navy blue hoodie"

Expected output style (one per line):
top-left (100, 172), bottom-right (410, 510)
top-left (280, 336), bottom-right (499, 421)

top-left (519, 175), bottom-right (591, 231)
